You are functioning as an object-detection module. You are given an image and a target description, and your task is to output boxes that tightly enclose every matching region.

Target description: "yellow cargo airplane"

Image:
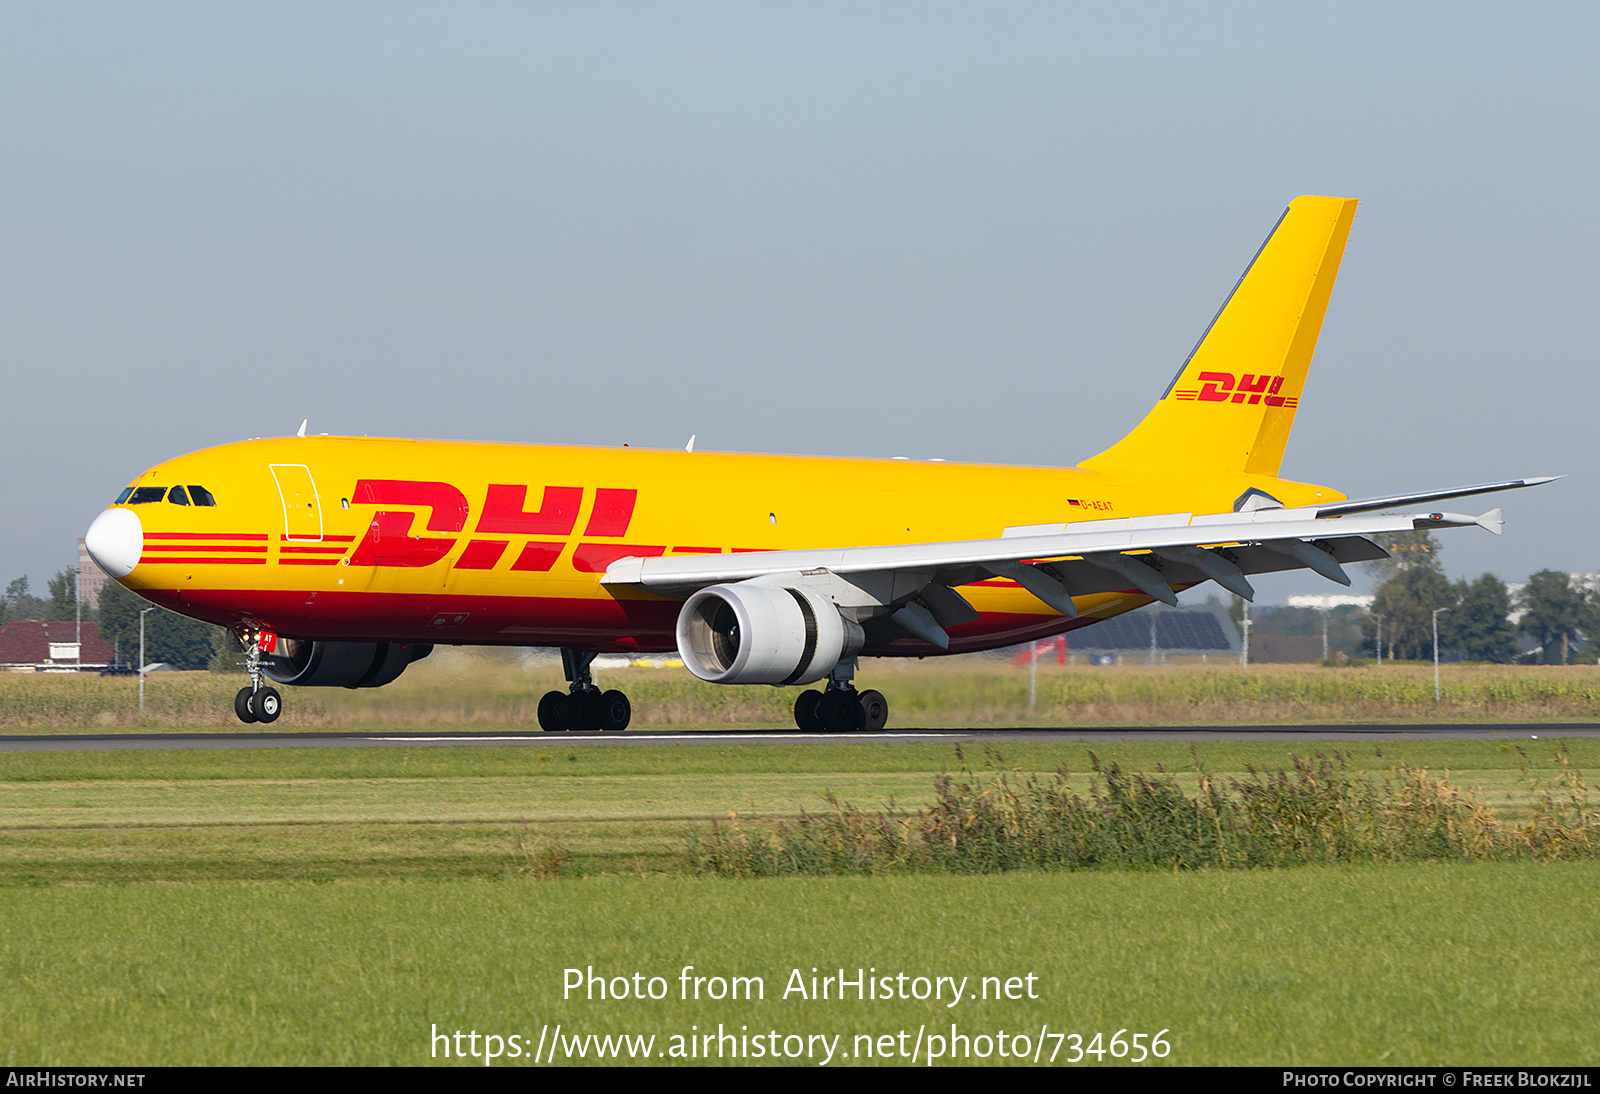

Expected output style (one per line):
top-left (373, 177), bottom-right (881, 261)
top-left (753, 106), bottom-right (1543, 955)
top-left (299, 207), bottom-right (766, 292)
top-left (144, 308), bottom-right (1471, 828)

top-left (84, 195), bottom-right (1550, 732)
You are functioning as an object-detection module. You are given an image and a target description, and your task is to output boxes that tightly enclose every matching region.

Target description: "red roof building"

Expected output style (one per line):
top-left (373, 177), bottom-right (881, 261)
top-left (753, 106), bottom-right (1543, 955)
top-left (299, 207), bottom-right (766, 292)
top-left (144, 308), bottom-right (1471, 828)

top-left (0, 621), bottom-right (117, 671)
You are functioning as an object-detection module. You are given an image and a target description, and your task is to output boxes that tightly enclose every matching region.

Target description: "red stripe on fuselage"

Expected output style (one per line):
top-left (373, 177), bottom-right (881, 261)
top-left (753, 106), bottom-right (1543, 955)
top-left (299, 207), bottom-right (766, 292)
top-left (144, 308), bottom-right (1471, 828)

top-left (145, 532), bottom-right (268, 540)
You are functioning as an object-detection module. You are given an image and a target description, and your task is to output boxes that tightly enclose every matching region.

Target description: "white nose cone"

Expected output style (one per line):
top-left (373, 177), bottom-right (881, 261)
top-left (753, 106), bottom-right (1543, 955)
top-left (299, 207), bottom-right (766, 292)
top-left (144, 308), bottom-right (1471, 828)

top-left (85, 507), bottom-right (143, 578)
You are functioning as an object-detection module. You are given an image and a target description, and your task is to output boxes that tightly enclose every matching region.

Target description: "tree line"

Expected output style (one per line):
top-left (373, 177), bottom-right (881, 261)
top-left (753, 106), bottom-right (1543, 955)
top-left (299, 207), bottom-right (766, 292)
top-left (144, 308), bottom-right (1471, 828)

top-left (1248, 531), bottom-right (1597, 664)
top-left (1369, 531), bottom-right (1596, 663)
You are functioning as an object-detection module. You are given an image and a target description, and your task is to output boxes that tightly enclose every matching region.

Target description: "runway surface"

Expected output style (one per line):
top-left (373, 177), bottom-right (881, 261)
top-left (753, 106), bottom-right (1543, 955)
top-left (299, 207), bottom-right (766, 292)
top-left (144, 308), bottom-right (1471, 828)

top-left (1, 724), bottom-right (1596, 751)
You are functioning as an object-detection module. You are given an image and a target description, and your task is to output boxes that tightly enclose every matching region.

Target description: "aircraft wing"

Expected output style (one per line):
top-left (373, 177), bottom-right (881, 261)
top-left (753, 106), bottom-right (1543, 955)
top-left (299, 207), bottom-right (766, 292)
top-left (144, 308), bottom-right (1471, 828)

top-left (600, 484), bottom-right (1538, 647)
top-left (1311, 477), bottom-right (1557, 518)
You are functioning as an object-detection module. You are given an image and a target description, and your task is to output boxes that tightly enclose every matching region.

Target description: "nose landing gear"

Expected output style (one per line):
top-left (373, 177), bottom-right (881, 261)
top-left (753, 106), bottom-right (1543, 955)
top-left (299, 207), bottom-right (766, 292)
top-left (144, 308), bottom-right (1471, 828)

top-left (233, 628), bottom-right (282, 725)
top-left (538, 649), bottom-right (632, 732)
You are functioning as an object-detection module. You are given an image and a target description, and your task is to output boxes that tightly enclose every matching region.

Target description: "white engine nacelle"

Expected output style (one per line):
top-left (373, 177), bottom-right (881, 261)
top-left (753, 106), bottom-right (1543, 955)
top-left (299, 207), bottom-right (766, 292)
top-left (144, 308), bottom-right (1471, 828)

top-left (676, 583), bottom-right (864, 686)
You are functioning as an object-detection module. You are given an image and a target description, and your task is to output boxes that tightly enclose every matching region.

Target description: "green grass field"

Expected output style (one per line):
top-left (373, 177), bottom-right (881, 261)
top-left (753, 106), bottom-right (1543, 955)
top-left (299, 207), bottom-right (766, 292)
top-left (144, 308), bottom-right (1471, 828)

top-left (7, 655), bottom-right (1600, 729)
top-left (1, 738), bottom-right (1595, 1065)
top-left (2, 866), bottom-right (1596, 1065)
top-left (1, 740), bottom-right (1594, 883)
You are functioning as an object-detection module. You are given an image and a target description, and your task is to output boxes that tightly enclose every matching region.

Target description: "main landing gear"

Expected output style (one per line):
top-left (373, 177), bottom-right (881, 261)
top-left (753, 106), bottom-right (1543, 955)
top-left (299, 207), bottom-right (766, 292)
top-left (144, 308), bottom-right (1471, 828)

top-left (538, 649), bottom-right (632, 732)
top-left (233, 629), bottom-right (282, 725)
top-left (792, 662), bottom-right (889, 733)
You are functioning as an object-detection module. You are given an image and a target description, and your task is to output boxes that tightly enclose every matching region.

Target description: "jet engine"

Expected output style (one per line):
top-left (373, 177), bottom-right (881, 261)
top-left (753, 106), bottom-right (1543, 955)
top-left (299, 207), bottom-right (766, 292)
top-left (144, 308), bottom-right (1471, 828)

top-left (264, 640), bottom-right (433, 689)
top-left (676, 583), bottom-right (863, 686)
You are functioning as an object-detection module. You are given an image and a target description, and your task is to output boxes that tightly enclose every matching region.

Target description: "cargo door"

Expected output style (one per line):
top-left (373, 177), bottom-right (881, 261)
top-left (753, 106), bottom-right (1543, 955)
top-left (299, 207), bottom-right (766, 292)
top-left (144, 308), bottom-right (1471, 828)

top-left (270, 464), bottom-right (323, 542)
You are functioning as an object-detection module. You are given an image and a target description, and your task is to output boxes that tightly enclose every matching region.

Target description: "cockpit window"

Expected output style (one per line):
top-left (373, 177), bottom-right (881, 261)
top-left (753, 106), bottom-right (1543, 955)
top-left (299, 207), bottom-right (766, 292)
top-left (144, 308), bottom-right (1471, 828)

top-left (188, 485), bottom-right (217, 507)
top-left (115, 487), bottom-right (134, 504)
top-left (168, 486), bottom-right (191, 506)
top-left (127, 487), bottom-right (167, 505)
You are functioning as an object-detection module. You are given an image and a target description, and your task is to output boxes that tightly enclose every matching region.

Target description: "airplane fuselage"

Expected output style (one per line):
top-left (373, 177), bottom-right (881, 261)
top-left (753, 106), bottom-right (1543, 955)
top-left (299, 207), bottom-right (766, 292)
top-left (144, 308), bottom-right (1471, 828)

top-left (99, 435), bottom-right (1339, 655)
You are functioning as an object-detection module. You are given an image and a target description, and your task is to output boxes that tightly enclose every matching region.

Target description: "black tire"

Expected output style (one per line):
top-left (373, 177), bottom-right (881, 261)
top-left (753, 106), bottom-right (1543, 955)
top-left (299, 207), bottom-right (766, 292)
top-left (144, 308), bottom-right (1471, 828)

top-left (537, 690), bottom-right (566, 732)
top-left (253, 686), bottom-right (282, 724)
top-left (858, 689), bottom-right (889, 732)
top-left (561, 692), bottom-right (600, 732)
top-left (599, 690), bottom-right (631, 732)
top-left (234, 687), bottom-right (258, 724)
top-left (818, 689), bottom-right (859, 734)
top-left (793, 690), bottom-right (824, 732)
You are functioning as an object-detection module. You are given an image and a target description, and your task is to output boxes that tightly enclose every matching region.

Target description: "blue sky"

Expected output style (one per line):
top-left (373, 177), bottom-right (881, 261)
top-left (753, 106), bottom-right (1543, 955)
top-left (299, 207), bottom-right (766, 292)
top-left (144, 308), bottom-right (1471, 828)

top-left (3, 3), bottom-right (1595, 602)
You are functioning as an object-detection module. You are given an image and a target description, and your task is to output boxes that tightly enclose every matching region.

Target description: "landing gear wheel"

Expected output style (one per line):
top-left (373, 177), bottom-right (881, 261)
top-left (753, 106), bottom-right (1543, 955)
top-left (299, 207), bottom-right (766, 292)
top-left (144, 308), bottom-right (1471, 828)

top-left (253, 687), bottom-right (282, 724)
top-left (793, 690), bottom-right (824, 733)
top-left (560, 692), bottom-right (601, 732)
top-left (235, 687), bottom-right (258, 724)
top-left (537, 691), bottom-right (566, 732)
top-left (857, 689), bottom-right (889, 732)
top-left (818, 689), bottom-right (860, 734)
top-left (598, 690), bottom-right (631, 732)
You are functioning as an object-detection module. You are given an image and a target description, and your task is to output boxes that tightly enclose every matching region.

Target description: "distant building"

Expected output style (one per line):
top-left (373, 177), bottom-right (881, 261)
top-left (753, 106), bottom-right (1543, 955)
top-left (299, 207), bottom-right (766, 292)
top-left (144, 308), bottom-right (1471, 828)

top-left (1286, 594), bottom-right (1373, 610)
top-left (0, 621), bottom-right (116, 672)
top-left (76, 539), bottom-right (110, 611)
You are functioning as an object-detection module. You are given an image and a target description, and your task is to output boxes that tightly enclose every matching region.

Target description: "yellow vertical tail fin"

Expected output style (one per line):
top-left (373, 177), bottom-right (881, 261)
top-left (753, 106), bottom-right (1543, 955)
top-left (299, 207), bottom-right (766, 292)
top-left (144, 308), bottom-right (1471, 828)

top-left (1079, 195), bottom-right (1358, 479)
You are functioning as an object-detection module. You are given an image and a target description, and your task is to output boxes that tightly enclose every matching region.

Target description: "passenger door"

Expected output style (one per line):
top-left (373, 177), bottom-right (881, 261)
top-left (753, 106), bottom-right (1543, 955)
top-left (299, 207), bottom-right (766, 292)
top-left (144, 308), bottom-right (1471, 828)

top-left (270, 464), bottom-right (323, 542)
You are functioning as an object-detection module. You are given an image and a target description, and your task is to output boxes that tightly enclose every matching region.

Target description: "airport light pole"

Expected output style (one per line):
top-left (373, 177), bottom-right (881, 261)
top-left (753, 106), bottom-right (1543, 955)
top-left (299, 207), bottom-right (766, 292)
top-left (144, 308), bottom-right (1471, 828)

top-left (1432, 607), bottom-right (1450, 702)
top-left (138, 607), bottom-right (156, 714)
top-left (1240, 602), bottom-right (1250, 668)
top-left (1029, 640), bottom-right (1037, 711)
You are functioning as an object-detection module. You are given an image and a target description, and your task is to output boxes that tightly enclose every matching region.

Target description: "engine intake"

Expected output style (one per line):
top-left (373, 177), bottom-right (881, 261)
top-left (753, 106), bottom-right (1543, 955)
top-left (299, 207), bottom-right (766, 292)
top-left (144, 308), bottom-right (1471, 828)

top-left (264, 641), bottom-right (433, 688)
top-left (676, 583), bottom-right (863, 686)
